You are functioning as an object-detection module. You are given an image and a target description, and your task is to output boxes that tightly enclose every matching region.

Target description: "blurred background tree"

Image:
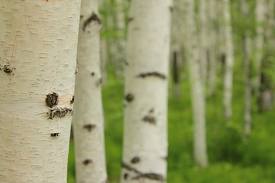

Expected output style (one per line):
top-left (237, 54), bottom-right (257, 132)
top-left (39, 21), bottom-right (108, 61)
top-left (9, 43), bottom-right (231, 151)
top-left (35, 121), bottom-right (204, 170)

top-left (68, 0), bottom-right (275, 182)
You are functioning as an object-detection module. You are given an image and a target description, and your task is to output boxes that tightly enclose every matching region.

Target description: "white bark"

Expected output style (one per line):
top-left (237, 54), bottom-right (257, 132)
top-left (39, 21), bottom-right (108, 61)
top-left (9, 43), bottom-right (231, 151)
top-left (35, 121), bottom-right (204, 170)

top-left (184, 0), bottom-right (208, 168)
top-left (72, 0), bottom-right (107, 183)
top-left (199, 0), bottom-right (209, 86)
top-left (115, 0), bottom-right (126, 62)
top-left (0, 1), bottom-right (81, 183)
top-left (223, 0), bottom-right (234, 120)
top-left (207, 0), bottom-right (218, 96)
top-left (241, 0), bottom-right (252, 136)
top-left (121, 0), bottom-right (171, 182)
top-left (255, 0), bottom-right (266, 97)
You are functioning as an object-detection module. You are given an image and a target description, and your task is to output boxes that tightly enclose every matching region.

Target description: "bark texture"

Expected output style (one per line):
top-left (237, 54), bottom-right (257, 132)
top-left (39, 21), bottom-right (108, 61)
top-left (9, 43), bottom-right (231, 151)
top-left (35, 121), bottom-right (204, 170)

top-left (0, 1), bottom-right (81, 183)
top-left (121, 0), bottom-right (172, 182)
top-left (184, 0), bottom-right (208, 168)
top-left (72, 0), bottom-right (107, 183)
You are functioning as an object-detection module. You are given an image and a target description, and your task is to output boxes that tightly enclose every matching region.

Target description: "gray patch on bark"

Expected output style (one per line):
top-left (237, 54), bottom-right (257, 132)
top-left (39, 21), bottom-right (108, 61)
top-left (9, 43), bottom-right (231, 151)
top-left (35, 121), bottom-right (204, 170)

top-left (96, 77), bottom-right (103, 87)
top-left (127, 17), bottom-right (134, 24)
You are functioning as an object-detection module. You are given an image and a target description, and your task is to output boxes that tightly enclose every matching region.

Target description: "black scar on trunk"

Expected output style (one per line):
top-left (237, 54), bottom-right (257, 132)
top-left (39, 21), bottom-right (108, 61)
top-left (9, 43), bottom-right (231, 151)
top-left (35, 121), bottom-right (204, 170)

top-left (82, 12), bottom-right (101, 31)
top-left (137, 72), bottom-right (166, 80)
top-left (45, 92), bottom-right (59, 108)
top-left (83, 124), bottom-right (96, 132)
top-left (125, 93), bottom-right (134, 103)
top-left (122, 162), bottom-right (165, 182)
top-left (51, 133), bottom-right (60, 137)
top-left (83, 159), bottom-right (93, 166)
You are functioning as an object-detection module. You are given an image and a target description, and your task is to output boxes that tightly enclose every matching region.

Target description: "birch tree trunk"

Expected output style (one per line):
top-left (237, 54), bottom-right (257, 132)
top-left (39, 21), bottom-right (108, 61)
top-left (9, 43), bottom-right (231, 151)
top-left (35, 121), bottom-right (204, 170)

top-left (72, 0), bottom-right (107, 183)
top-left (199, 0), bottom-right (209, 86)
top-left (121, 0), bottom-right (172, 182)
top-left (241, 0), bottom-right (252, 136)
top-left (114, 0), bottom-right (127, 73)
top-left (223, 0), bottom-right (234, 121)
top-left (207, 0), bottom-right (218, 96)
top-left (171, 0), bottom-right (185, 98)
top-left (184, 0), bottom-right (208, 168)
top-left (0, 1), bottom-right (81, 183)
top-left (255, 0), bottom-right (266, 98)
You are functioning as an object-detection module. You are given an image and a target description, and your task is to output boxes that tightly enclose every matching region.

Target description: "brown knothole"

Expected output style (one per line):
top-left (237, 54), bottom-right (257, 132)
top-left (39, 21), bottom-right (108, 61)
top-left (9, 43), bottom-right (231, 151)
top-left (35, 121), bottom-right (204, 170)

top-left (70, 96), bottom-right (74, 104)
top-left (0, 64), bottom-right (15, 74)
top-left (124, 173), bottom-right (129, 180)
top-left (131, 156), bottom-right (141, 164)
top-left (83, 124), bottom-right (96, 132)
top-left (125, 93), bottom-right (134, 103)
top-left (45, 92), bottom-right (59, 108)
top-left (142, 115), bottom-right (156, 125)
top-left (83, 159), bottom-right (93, 166)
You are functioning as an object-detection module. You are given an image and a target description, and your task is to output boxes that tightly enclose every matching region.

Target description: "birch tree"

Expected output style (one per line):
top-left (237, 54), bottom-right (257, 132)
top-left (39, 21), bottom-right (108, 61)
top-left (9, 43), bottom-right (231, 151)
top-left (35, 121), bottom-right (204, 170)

top-left (207, 0), bottom-right (218, 96)
top-left (223, 0), bottom-right (234, 121)
top-left (198, 0), bottom-right (209, 86)
top-left (254, 0), bottom-right (266, 97)
top-left (241, 0), bottom-right (252, 136)
top-left (0, 1), bottom-right (81, 183)
top-left (121, 0), bottom-right (172, 182)
top-left (114, 0), bottom-right (127, 73)
top-left (184, 0), bottom-right (208, 168)
top-left (171, 0), bottom-right (185, 98)
top-left (72, 0), bottom-right (107, 183)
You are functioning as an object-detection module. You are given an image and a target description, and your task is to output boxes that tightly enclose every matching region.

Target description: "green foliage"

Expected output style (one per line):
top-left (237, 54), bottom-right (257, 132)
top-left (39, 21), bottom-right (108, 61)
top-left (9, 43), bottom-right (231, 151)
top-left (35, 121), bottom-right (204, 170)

top-left (68, 0), bottom-right (275, 182)
top-left (67, 69), bottom-right (275, 182)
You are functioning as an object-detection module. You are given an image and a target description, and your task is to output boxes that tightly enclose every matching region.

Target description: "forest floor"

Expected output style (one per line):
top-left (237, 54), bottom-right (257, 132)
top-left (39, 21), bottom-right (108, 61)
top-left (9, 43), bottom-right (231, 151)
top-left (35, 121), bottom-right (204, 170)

top-left (68, 70), bottom-right (275, 183)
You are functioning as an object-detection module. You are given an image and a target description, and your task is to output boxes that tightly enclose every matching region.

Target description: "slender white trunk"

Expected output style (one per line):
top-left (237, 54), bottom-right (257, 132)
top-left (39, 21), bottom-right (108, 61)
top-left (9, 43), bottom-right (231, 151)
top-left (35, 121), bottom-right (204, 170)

top-left (199, 0), bottom-right (209, 86)
top-left (243, 37), bottom-right (252, 136)
top-left (255, 0), bottom-right (266, 97)
top-left (0, 1), bottom-right (80, 183)
top-left (121, 0), bottom-right (171, 182)
top-left (72, 0), bottom-right (107, 183)
top-left (223, 0), bottom-right (234, 121)
top-left (114, 0), bottom-right (127, 71)
top-left (207, 0), bottom-right (218, 96)
top-left (184, 0), bottom-right (208, 168)
top-left (171, 0), bottom-right (184, 98)
top-left (241, 0), bottom-right (252, 136)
